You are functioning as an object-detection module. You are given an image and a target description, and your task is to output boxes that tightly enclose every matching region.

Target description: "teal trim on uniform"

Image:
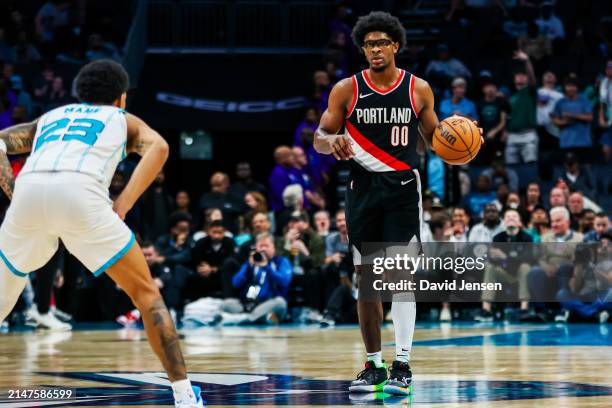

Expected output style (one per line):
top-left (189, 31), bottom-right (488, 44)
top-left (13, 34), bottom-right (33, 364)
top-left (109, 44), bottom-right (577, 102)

top-left (92, 233), bottom-right (136, 277)
top-left (0, 249), bottom-right (27, 277)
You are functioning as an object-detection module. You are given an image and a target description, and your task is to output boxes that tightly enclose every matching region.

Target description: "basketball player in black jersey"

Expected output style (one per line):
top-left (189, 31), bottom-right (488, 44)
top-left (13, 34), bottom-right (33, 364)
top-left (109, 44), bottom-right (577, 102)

top-left (314, 11), bottom-right (441, 396)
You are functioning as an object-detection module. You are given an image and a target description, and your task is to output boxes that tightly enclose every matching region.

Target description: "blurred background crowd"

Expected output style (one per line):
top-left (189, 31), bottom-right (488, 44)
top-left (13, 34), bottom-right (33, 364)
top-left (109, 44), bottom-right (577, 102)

top-left (1, 0), bottom-right (611, 332)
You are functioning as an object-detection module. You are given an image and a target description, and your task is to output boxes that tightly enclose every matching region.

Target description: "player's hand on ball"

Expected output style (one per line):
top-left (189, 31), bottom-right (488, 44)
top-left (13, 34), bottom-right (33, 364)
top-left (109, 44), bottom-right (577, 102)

top-left (330, 134), bottom-right (355, 160)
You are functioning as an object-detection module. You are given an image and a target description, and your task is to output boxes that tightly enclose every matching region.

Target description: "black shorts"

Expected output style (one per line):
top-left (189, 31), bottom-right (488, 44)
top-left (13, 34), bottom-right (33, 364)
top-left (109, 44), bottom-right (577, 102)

top-left (345, 168), bottom-right (422, 265)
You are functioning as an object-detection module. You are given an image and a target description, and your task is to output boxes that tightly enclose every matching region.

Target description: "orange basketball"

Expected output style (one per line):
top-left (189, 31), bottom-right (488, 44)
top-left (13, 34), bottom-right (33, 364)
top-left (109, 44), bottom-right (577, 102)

top-left (433, 116), bottom-right (482, 165)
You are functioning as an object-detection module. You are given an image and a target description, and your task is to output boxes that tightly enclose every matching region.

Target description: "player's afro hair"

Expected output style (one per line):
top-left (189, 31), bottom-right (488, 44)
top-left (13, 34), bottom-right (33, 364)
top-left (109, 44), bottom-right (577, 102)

top-left (75, 59), bottom-right (129, 105)
top-left (351, 11), bottom-right (406, 52)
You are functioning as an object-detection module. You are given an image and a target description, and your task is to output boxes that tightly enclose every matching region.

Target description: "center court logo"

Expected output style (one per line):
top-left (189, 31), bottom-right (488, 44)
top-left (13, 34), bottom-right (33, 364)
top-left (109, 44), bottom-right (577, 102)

top-left (11, 371), bottom-right (611, 406)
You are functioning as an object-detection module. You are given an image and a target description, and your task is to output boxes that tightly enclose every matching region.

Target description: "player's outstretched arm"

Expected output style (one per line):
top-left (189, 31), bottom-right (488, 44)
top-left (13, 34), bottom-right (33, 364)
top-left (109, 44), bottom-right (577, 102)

top-left (0, 119), bottom-right (38, 199)
top-left (314, 78), bottom-right (355, 160)
top-left (413, 77), bottom-right (439, 151)
top-left (115, 113), bottom-right (170, 219)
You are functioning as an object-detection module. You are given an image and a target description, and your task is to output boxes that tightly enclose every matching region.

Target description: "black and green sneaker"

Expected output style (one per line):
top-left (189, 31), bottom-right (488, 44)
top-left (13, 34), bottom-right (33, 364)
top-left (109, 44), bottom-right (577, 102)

top-left (383, 360), bottom-right (412, 395)
top-left (348, 361), bottom-right (388, 393)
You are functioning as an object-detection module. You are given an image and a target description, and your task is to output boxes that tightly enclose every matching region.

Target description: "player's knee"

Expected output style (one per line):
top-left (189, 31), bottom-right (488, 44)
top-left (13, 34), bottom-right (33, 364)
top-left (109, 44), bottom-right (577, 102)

top-left (127, 281), bottom-right (162, 310)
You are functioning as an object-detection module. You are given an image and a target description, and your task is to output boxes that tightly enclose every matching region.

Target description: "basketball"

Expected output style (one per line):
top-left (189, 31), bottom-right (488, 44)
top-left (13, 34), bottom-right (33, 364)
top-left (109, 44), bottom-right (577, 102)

top-left (433, 116), bottom-right (482, 165)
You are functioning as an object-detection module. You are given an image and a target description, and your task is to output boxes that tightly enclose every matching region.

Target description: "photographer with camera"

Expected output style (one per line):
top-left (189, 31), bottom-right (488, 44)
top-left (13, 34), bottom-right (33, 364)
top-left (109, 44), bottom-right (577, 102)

top-left (218, 233), bottom-right (292, 325)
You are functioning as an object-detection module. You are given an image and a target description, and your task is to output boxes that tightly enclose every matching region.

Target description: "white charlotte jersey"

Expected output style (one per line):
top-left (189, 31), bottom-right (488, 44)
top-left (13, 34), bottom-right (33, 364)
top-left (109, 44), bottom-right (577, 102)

top-left (20, 103), bottom-right (128, 188)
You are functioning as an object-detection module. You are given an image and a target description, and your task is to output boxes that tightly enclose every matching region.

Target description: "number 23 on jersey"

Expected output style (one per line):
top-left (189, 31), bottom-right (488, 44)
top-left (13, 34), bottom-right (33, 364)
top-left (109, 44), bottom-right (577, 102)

top-left (35, 118), bottom-right (106, 152)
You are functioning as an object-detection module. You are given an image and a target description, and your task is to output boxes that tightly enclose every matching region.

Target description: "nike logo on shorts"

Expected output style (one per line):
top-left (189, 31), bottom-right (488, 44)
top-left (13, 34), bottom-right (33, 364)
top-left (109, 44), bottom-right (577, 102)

top-left (401, 178), bottom-right (414, 185)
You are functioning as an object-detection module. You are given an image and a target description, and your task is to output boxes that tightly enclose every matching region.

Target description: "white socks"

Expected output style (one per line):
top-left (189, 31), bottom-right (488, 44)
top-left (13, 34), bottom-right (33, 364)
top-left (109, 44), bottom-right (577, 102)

top-left (366, 351), bottom-right (383, 367)
top-left (172, 379), bottom-right (196, 403)
top-left (391, 295), bottom-right (416, 364)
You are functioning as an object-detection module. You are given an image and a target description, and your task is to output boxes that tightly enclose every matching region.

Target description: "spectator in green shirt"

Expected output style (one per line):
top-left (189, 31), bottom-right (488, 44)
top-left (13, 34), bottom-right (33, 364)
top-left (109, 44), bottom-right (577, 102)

top-left (505, 50), bottom-right (538, 164)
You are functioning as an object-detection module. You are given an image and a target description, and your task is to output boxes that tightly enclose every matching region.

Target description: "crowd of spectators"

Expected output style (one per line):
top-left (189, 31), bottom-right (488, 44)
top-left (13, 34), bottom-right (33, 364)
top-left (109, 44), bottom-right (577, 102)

top-left (1, 1), bottom-right (611, 331)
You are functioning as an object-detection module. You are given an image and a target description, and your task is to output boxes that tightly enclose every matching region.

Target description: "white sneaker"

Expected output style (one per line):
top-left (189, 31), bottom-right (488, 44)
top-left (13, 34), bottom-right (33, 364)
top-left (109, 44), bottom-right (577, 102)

top-left (36, 312), bottom-right (72, 331)
top-left (25, 305), bottom-right (41, 327)
top-left (175, 385), bottom-right (204, 407)
top-left (220, 312), bottom-right (248, 326)
top-left (439, 307), bottom-right (452, 322)
top-left (50, 306), bottom-right (72, 322)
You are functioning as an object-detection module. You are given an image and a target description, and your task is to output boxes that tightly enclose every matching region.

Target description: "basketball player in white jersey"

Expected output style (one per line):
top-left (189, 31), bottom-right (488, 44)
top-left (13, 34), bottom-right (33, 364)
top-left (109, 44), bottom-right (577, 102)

top-left (0, 60), bottom-right (203, 408)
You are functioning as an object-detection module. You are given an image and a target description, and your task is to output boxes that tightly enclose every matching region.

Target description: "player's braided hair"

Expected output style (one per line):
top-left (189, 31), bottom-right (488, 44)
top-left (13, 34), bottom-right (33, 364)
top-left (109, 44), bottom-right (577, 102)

top-left (75, 59), bottom-right (129, 105)
top-left (351, 11), bottom-right (406, 52)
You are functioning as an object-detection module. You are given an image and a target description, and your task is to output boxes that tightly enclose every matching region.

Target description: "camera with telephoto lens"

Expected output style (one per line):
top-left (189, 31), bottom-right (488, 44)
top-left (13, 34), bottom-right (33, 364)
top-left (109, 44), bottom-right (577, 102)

top-left (253, 251), bottom-right (266, 263)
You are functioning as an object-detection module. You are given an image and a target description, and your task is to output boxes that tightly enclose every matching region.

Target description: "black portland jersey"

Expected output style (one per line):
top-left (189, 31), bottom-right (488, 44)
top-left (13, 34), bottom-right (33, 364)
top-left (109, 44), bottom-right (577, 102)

top-left (345, 69), bottom-right (420, 172)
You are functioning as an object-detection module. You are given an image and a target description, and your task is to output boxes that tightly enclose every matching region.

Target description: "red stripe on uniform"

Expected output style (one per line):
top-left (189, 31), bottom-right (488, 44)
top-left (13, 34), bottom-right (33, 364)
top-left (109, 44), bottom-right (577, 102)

top-left (346, 120), bottom-right (412, 171)
top-left (346, 75), bottom-right (358, 118)
top-left (410, 74), bottom-right (419, 118)
top-left (363, 69), bottom-right (405, 94)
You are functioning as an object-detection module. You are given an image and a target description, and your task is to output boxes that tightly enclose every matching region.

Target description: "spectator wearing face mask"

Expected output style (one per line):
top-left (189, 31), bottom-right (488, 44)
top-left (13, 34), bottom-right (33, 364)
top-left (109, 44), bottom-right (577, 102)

top-left (468, 203), bottom-right (506, 243)
top-left (475, 209), bottom-right (534, 322)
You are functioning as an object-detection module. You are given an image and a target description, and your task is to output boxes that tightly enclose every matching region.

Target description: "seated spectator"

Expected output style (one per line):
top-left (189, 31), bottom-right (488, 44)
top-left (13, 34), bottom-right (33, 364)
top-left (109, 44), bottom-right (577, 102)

top-left (9, 75), bottom-right (32, 119)
top-left (244, 191), bottom-right (268, 214)
top-left (528, 206), bottom-right (583, 307)
top-left (450, 206), bottom-right (471, 242)
top-left (186, 220), bottom-right (236, 299)
top-left (439, 77), bottom-right (478, 120)
top-left (292, 145), bottom-right (325, 209)
top-left (44, 76), bottom-right (70, 110)
top-left (0, 77), bottom-right (17, 129)
top-left (293, 107), bottom-right (319, 148)
top-left (476, 81), bottom-right (510, 162)
top-left (568, 192), bottom-right (585, 230)
top-left (525, 204), bottom-right (550, 243)
top-left (555, 232), bottom-right (612, 323)
top-left (424, 44), bottom-right (471, 88)
top-left (476, 209), bottom-right (533, 322)
top-left (535, 3), bottom-right (565, 42)
top-left (321, 209), bottom-right (356, 326)
top-left (578, 209), bottom-right (596, 235)
top-left (155, 211), bottom-right (194, 268)
top-left (549, 186), bottom-right (568, 208)
top-left (199, 172), bottom-right (244, 234)
top-left (13, 31), bottom-right (41, 64)
top-left (141, 242), bottom-right (188, 318)
top-left (584, 213), bottom-right (612, 243)
top-left (312, 70), bottom-right (331, 111)
top-left (86, 33), bottom-right (121, 61)
top-left (523, 181), bottom-right (543, 217)
top-left (141, 170), bottom-right (173, 241)
top-left (275, 184), bottom-right (304, 236)
top-left (503, 9), bottom-right (527, 39)
top-left (33, 68), bottom-right (55, 102)
top-left (518, 22), bottom-right (551, 68)
top-left (551, 76), bottom-right (593, 154)
top-left (300, 127), bottom-right (336, 194)
top-left (228, 161), bottom-right (267, 201)
top-left (269, 145), bottom-right (300, 213)
top-left (175, 190), bottom-right (194, 217)
top-left (193, 208), bottom-right (234, 242)
top-left (463, 175), bottom-right (496, 219)
top-left (280, 211), bottom-right (325, 311)
top-left (219, 233), bottom-right (292, 325)
top-left (314, 210), bottom-right (331, 238)
top-left (235, 211), bottom-right (273, 263)
top-left (468, 203), bottom-right (506, 242)
top-left (505, 51), bottom-right (538, 165)
top-left (554, 152), bottom-right (596, 201)
top-left (481, 156), bottom-right (519, 193)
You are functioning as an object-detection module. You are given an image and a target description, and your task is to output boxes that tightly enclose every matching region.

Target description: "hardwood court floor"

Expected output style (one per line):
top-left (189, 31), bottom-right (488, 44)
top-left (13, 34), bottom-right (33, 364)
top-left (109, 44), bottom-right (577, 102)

top-left (0, 322), bottom-right (611, 407)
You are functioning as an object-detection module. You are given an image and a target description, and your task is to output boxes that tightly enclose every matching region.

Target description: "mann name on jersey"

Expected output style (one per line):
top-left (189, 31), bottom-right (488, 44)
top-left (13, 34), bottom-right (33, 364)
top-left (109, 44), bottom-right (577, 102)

top-left (354, 107), bottom-right (412, 124)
